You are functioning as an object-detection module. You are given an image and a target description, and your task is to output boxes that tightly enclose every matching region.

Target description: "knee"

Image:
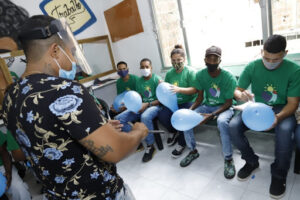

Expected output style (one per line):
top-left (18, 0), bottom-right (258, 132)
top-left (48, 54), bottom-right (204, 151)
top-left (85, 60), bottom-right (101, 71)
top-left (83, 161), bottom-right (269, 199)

top-left (229, 119), bottom-right (239, 134)
top-left (140, 115), bottom-right (148, 123)
top-left (276, 118), bottom-right (296, 134)
top-left (217, 117), bottom-right (229, 128)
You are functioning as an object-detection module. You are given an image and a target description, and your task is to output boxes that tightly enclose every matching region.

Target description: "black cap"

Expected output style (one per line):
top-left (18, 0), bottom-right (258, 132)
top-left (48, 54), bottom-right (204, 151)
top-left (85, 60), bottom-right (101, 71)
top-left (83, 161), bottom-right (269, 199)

top-left (205, 46), bottom-right (222, 57)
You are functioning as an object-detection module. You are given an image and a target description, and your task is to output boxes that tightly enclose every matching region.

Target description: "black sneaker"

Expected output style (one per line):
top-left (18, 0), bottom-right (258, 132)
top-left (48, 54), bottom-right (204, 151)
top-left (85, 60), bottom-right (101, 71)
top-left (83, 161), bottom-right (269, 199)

top-left (142, 145), bottom-right (156, 162)
top-left (237, 162), bottom-right (259, 181)
top-left (167, 132), bottom-right (179, 146)
top-left (269, 176), bottom-right (286, 199)
top-left (171, 144), bottom-right (185, 158)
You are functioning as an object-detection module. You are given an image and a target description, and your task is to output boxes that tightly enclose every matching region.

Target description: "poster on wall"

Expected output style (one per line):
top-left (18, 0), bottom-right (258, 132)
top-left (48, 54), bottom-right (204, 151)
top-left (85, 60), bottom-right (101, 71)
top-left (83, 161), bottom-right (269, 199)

top-left (39, 0), bottom-right (97, 35)
top-left (104, 0), bottom-right (144, 42)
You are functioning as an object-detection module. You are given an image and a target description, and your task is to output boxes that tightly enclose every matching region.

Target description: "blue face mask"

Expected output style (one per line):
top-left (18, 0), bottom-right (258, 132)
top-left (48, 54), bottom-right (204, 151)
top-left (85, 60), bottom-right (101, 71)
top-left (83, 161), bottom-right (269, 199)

top-left (117, 69), bottom-right (129, 78)
top-left (54, 46), bottom-right (77, 80)
top-left (58, 62), bottom-right (77, 80)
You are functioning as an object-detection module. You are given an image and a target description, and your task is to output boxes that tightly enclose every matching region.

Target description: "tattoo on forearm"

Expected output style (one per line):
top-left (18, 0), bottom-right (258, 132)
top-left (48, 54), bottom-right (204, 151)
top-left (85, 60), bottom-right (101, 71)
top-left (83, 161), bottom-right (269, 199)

top-left (81, 140), bottom-right (113, 158)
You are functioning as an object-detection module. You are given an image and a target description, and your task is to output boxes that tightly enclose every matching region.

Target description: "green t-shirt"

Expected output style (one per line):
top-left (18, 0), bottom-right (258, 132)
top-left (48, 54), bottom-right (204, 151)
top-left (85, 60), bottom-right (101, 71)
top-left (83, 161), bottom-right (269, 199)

top-left (0, 130), bottom-right (20, 166)
top-left (195, 68), bottom-right (237, 106)
top-left (0, 131), bottom-right (6, 147)
top-left (6, 130), bottom-right (19, 151)
top-left (0, 130), bottom-right (7, 166)
top-left (116, 74), bottom-right (139, 95)
top-left (136, 74), bottom-right (162, 103)
top-left (165, 66), bottom-right (197, 104)
top-left (238, 59), bottom-right (300, 105)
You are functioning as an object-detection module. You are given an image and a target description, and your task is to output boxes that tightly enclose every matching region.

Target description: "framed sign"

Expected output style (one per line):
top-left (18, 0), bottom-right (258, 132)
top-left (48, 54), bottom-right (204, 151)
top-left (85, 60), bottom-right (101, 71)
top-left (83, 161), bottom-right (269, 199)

top-left (39, 0), bottom-right (97, 35)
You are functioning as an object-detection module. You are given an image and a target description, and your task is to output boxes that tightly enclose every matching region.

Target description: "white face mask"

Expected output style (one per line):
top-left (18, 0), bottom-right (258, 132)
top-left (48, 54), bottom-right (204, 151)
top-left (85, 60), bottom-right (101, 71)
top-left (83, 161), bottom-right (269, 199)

top-left (141, 68), bottom-right (151, 77)
top-left (262, 58), bottom-right (282, 70)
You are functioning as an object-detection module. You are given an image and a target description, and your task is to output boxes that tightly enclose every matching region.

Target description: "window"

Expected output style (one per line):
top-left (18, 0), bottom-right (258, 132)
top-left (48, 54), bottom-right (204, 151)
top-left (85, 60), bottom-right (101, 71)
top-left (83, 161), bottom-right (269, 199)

top-left (152, 0), bottom-right (300, 69)
top-left (181, 0), bottom-right (263, 67)
top-left (271, 0), bottom-right (300, 53)
top-left (151, 0), bottom-right (186, 68)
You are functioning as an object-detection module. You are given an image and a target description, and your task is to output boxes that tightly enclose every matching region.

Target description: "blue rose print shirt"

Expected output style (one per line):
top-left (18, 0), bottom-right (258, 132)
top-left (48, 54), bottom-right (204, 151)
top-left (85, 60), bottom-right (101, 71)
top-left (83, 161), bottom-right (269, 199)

top-left (1, 74), bottom-right (123, 199)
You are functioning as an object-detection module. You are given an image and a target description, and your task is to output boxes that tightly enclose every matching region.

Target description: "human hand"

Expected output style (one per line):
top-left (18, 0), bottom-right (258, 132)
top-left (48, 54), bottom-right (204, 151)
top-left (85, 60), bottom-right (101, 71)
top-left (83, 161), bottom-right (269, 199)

top-left (110, 105), bottom-right (117, 113)
top-left (200, 113), bottom-right (214, 125)
top-left (170, 85), bottom-right (181, 94)
top-left (132, 122), bottom-right (148, 139)
top-left (264, 114), bottom-right (278, 132)
top-left (240, 90), bottom-right (254, 102)
top-left (138, 103), bottom-right (149, 113)
top-left (108, 120), bottom-right (123, 132)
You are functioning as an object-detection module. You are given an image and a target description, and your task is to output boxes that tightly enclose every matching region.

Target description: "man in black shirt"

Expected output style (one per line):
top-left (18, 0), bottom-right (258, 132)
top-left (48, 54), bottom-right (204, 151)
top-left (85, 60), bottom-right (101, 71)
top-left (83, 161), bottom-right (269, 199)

top-left (1, 15), bottom-right (148, 199)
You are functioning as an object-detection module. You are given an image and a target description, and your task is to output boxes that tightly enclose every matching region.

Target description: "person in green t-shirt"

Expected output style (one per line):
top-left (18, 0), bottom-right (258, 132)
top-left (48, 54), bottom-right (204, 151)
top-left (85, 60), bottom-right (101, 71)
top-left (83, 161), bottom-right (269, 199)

top-left (0, 129), bottom-right (31, 200)
top-left (115, 58), bottom-right (162, 163)
top-left (157, 45), bottom-right (197, 158)
top-left (110, 61), bottom-right (139, 118)
top-left (229, 35), bottom-right (300, 198)
top-left (179, 46), bottom-right (237, 178)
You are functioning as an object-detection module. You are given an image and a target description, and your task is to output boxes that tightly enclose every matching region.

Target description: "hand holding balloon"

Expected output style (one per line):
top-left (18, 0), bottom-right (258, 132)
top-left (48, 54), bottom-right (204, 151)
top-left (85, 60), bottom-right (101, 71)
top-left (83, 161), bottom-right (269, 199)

top-left (138, 103), bottom-right (150, 113)
top-left (171, 109), bottom-right (204, 131)
top-left (156, 82), bottom-right (178, 112)
top-left (239, 90), bottom-right (254, 102)
top-left (199, 113), bottom-right (215, 125)
top-left (169, 85), bottom-right (181, 94)
top-left (113, 91), bottom-right (127, 112)
top-left (242, 102), bottom-right (275, 131)
top-left (123, 91), bottom-right (142, 113)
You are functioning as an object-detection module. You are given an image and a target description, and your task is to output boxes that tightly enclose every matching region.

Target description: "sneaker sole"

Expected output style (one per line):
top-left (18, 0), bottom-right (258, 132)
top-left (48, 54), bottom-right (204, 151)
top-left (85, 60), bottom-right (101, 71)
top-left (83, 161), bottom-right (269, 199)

top-left (237, 167), bottom-right (260, 181)
top-left (171, 153), bottom-right (183, 159)
top-left (167, 142), bottom-right (176, 147)
top-left (269, 192), bottom-right (285, 199)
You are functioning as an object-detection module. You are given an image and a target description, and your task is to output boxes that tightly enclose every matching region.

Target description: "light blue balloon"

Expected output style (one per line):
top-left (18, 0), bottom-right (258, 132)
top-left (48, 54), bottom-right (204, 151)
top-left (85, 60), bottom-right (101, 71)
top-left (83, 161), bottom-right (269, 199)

top-left (0, 172), bottom-right (7, 197)
top-left (171, 109), bottom-right (204, 131)
top-left (113, 91), bottom-right (127, 112)
top-left (156, 82), bottom-right (178, 112)
top-left (242, 102), bottom-right (275, 131)
top-left (123, 91), bottom-right (142, 113)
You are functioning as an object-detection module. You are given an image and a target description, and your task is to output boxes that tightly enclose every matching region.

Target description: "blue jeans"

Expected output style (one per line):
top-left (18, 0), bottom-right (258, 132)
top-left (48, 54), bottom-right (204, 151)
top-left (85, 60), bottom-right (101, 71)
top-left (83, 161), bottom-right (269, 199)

top-left (229, 105), bottom-right (296, 179)
top-left (295, 124), bottom-right (300, 150)
top-left (158, 102), bottom-right (194, 147)
top-left (115, 106), bottom-right (162, 145)
top-left (183, 105), bottom-right (234, 159)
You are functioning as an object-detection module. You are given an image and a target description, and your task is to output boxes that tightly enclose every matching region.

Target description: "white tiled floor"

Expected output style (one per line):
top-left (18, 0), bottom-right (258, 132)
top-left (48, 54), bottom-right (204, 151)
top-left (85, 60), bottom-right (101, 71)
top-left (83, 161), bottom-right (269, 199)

top-left (27, 127), bottom-right (300, 200)
top-left (115, 130), bottom-right (300, 200)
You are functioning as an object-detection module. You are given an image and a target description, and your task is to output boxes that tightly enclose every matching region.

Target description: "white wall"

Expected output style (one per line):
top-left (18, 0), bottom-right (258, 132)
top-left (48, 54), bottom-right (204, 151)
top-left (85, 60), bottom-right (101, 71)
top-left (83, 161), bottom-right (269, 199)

top-left (12, 0), bottom-right (163, 76)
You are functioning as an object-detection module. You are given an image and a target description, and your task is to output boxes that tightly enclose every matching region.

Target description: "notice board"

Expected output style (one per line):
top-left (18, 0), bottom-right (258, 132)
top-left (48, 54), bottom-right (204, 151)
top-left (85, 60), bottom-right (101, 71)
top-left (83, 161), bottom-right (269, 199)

top-left (104, 0), bottom-right (144, 42)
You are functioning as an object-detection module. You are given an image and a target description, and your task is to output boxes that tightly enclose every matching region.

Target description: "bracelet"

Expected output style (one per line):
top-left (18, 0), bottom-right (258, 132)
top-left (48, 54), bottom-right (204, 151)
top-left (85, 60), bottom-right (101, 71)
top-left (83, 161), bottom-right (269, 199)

top-left (148, 102), bottom-right (152, 107)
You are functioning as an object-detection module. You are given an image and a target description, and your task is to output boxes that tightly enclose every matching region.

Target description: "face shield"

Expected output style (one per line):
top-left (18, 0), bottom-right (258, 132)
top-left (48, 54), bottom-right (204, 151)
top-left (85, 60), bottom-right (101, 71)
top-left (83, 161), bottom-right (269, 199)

top-left (19, 18), bottom-right (92, 75)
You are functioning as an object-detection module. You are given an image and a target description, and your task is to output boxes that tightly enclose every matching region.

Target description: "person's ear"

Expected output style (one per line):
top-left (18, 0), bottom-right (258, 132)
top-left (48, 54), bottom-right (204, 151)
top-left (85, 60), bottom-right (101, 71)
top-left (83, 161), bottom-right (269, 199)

top-left (49, 43), bottom-right (60, 59)
top-left (219, 59), bottom-right (222, 64)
